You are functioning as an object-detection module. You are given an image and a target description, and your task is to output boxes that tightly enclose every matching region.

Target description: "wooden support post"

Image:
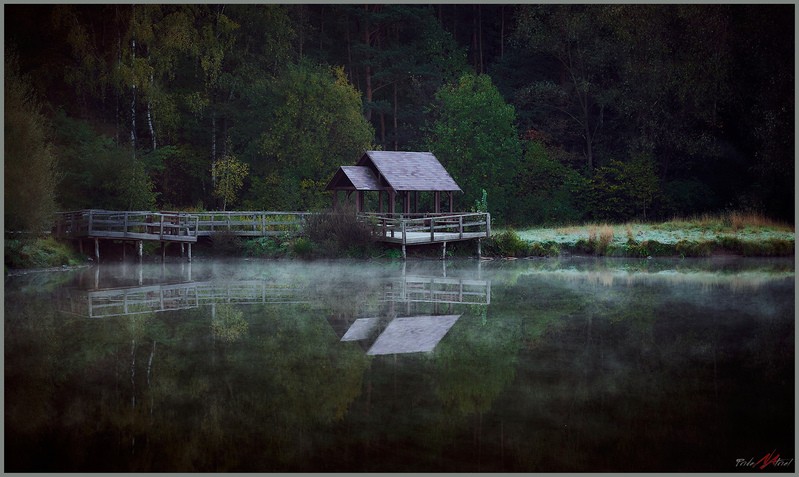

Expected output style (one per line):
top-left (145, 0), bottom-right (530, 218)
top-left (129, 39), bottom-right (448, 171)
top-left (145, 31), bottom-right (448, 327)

top-left (402, 243), bottom-right (406, 260)
top-left (123, 241), bottom-right (127, 261)
top-left (161, 242), bottom-right (166, 262)
top-left (459, 215), bottom-right (463, 239)
top-left (94, 239), bottom-right (100, 262)
top-left (430, 218), bottom-right (435, 242)
top-left (181, 243), bottom-right (185, 258)
top-left (486, 212), bottom-right (491, 237)
top-left (442, 241), bottom-right (447, 260)
top-left (138, 240), bottom-right (143, 261)
top-left (477, 239), bottom-right (482, 259)
top-left (435, 191), bottom-right (441, 213)
top-left (187, 243), bottom-right (192, 262)
top-left (449, 191), bottom-right (454, 212)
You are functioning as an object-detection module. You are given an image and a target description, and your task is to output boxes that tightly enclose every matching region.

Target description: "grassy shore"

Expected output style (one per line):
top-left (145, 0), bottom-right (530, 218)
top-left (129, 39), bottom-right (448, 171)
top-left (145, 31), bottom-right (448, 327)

top-left (5, 236), bottom-right (86, 270)
top-left (487, 212), bottom-right (795, 258)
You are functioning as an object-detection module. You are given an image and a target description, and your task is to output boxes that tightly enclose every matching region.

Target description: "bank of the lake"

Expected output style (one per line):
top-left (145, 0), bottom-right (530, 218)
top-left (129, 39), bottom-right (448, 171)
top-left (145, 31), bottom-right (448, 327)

top-left (5, 214), bottom-right (795, 271)
top-left (487, 215), bottom-right (795, 259)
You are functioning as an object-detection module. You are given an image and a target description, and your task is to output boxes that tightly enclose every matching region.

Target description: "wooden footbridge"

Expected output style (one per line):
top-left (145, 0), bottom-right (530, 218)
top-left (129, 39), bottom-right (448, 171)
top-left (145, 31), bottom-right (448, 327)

top-left (53, 209), bottom-right (490, 260)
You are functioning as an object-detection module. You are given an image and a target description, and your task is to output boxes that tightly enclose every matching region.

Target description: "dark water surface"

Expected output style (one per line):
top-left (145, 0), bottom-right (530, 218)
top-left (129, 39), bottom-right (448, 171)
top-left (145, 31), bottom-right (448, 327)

top-left (5, 257), bottom-right (794, 472)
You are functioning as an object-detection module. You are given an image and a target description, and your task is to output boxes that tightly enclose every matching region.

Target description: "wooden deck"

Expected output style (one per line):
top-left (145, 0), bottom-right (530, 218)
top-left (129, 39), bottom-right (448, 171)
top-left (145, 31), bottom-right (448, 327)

top-left (54, 210), bottom-right (199, 243)
top-left (52, 210), bottom-right (490, 260)
top-left (359, 212), bottom-right (490, 257)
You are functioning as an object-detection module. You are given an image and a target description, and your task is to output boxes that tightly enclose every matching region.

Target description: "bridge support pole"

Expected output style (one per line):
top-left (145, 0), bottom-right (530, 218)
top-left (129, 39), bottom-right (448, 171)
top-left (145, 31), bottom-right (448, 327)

top-left (94, 239), bottom-right (100, 262)
top-left (441, 241), bottom-right (447, 260)
top-left (180, 243), bottom-right (185, 258)
top-left (161, 242), bottom-right (166, 262)
top-left (477, 239), bottom-right (482, 259)
top-left (137, 240), bottom-right (143, 261)
top-left (401, 244), bottom-right (406, 260)
top-left (187, 243), bottom-right (192, 262)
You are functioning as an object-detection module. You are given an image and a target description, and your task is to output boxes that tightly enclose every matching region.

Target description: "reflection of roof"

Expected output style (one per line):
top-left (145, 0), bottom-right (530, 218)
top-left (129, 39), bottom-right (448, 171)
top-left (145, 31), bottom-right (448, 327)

top-left (360, 151), bottom-right (461, 192)
top-left (341, 317), bottom-right (380, 341)
top-left (366, 315), bottom-right (460, 355)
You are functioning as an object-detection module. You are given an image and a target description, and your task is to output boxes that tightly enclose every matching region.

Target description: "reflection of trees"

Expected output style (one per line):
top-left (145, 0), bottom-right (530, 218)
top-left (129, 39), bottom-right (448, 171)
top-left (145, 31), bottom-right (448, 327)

top-left (6, 295), bottom-right (370, 471)
top-left (433, 307), bottom-right (521, 415)
top-left (211, 304), bottom-right (248, 343)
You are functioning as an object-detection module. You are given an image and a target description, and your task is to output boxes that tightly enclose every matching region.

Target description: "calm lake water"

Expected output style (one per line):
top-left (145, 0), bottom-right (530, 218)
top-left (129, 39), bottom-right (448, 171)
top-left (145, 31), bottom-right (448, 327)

top-left (4, 257), bottom-right (795, 472)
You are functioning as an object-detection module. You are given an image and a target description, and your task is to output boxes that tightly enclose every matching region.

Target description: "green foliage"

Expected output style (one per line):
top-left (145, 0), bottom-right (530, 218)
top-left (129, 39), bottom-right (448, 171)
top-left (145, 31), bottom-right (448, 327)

top-left (485, 229), bottom-right (529, 257)
top-left (472, 189), bottom-right (488, 213)
top-left (586, 155), bottom-right (660, 222)
top-left (291, 237), bottom-right (314, 258)
top-left (5, 237), bottom-right (83, 269)
top-left (382, 248), bottom-right (404, 260)
top-left (4, 5), bottom-right (793, 224)
top-left (53, 112), bottom-right (157, 210)
top-left (243, 236), bottom-right (291, 258)
top-left (247, 61), bottom-right (374, 211)
top-left (514, 141), bottom-right (587, 225)
top-left (210, 231), bottom-right (244, 256)
top-left (212, 153), bottom-right (249, 210)
top-left (4, 53), bottom-right (59, 233)
top-left (428, 73), bottom-right (522, 222)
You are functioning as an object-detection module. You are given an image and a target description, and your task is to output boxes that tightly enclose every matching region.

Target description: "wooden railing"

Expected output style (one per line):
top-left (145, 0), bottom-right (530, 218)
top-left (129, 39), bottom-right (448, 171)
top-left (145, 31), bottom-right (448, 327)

top-left (53, 210), bottom-right (199, 242)
top-left (193, 211), bottom-right (313, 237)
top-left (359, 212), bottom-right (491, 244)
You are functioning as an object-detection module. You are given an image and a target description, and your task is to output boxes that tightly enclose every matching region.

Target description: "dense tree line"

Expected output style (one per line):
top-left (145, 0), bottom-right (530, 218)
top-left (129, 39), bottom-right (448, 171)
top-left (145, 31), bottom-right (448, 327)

top-left (4, 4), bottom-right (794, 230)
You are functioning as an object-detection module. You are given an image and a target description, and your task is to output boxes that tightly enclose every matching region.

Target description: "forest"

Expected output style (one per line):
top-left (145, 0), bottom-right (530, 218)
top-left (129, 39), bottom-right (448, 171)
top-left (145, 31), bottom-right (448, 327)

top-left (4, 4), bottom-right (795, 232)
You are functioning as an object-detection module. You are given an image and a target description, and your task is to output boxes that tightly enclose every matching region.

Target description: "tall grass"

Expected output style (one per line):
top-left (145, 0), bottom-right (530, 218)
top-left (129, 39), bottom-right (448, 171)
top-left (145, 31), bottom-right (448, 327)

top-left (663, 211), bottom-right (793, 232)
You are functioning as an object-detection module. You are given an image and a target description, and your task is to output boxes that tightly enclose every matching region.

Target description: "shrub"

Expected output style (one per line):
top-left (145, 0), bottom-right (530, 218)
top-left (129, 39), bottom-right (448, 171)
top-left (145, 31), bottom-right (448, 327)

top-left (210, 231), bottom-right (244, 256)
top-left (675, 240), bottom-right (713, 257)
top-left (5, 237), bottom-right (82, 269)
top-left (303, 205), bottom-right (374, 257)
top-left (291, 237), bottom-right (314, 258)
top-left (486, 229), bottom-right (528, 257)
top-left (242, 236), bottom-right (291, 258)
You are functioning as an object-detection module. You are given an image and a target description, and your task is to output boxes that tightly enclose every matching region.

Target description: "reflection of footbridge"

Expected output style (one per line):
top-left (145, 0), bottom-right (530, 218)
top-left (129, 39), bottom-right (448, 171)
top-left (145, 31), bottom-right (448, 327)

top-left (57, 275), bottom-right (490, 319)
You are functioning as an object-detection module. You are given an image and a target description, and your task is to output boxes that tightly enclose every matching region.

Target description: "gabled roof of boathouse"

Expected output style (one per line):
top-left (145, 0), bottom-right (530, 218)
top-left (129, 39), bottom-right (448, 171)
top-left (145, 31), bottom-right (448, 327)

top-left (326, 151), bottom-right (462, 193)
top-left (327, 166), bottom-right (383, 191)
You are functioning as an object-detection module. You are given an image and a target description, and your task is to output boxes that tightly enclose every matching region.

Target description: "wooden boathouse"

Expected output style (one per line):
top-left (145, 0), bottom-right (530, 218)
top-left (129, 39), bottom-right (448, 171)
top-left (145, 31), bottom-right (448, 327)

top-left (326, 151), bottom-right (462, 214)
top-left (327, 150), bottom-right (490, 257)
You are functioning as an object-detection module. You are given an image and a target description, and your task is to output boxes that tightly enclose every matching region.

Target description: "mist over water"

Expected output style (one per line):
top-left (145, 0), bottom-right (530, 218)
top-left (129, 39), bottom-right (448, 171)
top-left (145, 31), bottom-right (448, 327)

top-left (5, 257), bottom-right (794, 472)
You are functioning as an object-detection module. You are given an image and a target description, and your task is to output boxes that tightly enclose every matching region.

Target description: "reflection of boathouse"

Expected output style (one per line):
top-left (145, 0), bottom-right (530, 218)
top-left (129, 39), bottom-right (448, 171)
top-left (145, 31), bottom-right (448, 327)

top-left (56, 263), bottom-right (489, 356)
